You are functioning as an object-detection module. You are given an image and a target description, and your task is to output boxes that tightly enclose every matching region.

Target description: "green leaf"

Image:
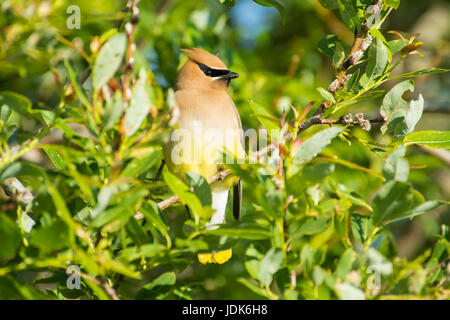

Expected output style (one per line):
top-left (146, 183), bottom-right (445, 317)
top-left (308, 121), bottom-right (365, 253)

top-left (0, 92), bottom-right (31, 118)
top-left (300, 244), bottom-right (325, 274)
top-left (103, 91), bottom-right (124, 130)
top-left (120, 148), bottom-right (160, 178)
top-left (290, 216), bottom-right (331, 241)
top-left (337, 0), bottom-right (358, 31)
top-left (92, 33), bottom-right (127, 89)
top-left (275, 267), bottom-right (291, 291)
top-left (383, 145), bottom-right (409, 182)
top-left (136, 272), bottom-right (176, 300)
top-left (310, 156), bottom-right (384, 180)
top-left (125, 218), bottom-right (148, 246)
top-left (0, 92), bottom-right (52, 125)
top-left (205, 227), bottom-right (271, 240)
top-left (0, 91), bottom-right (34, 117)
top-left (0, 214), bottom-right (21, 261)
top-left (186, 172), bottom-right (212, 207)
top-left (140, 201), bottom-right (169, 237)
top-left (92, 189), bottom-right (147, 228)
top-left (253, 0), bottom-right (286, 23)
top-left (403, 94), bottom-right (424, 136)
top-left (333, 183), bottom-right (372, 210)
top-left (369, 29), bottom-right (392, 62)
top-left (317, 87), bottom-right (335, 103)
top-left (163, 170), bottom-right (209, 219)
top-left (289, 126), bottom-right (345, 176)
top-left (0, 104), bottom-right (11, 122)
top-left (44, 148), bottom-right (67, 170)
top-left (237, 278), bottom-right (272, 299)
top-left (123, 68), bottom-right (151, 136)
top-left (0, 162), bottom-right (46, 182)
top-left (64, 60), bottom-right (91, 109)
top-left (0, 277), bottom-right (50, 299)
top-left (259, 248), bottom-right (283, 286)
top-left (333, 41), bottom-right (346, 69)
top-left (384, 200), bottom-right (449, 225)
top-left (336, 283), bottom-right (365, 300)
top-left (387, 40), bottom-right (405, 55)
top-left (121, 243), bottom-right (166, 262)
top-left (404, 130), bottom-right (450, 149)
top-left (351, 214), bottom-right (373, 244)
top-left (336, 249), bottom-right (355, 280)
top-left (385, 0), bottom-right (400, 9)
top-left (46, 183), bottom-right (81, 242)
top-left (245, 259), bottom-right (261, 281)
top-left (372, 180), bottom-right (413, 225)
top-left (318, 35), bottom-right (342, 58)
top-left (364, 37), bottom-right (388, 85)
top-left (388, 67), bottom-right (448, 81)
top-left (345, 69), bottom-right (360, 91)
top-left (29, 220), bottom-right (72, 253)
top-left (380, 80), bottom-right (415, 137)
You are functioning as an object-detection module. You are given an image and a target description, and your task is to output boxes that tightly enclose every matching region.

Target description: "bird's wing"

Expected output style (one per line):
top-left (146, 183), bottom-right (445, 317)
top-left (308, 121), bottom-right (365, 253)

top-left (229, 97), bottom-right (243, 221)
top-left (233, 179), bottom-right (242, 220)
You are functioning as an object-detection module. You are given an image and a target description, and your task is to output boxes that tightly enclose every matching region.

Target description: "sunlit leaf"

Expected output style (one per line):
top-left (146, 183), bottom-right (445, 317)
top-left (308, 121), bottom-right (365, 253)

top-left (123, 68), bottom-right (152, 137)
top-left (92, 32), bottom-right (127, 89)
top-left (259, 248), bottom-right (283, 286)
top-left (289, 126), bottom-right (345, 176)
top-left (404, 130), bottom-right (450, 149)
top-left (383, 145), bottom-right (409, 182)
top-left (135, 272), bottom-right (176, 299)
top-left (0, 214), bottom-right (21, 261)
top-left (372, 180), bottom-right (413, 225)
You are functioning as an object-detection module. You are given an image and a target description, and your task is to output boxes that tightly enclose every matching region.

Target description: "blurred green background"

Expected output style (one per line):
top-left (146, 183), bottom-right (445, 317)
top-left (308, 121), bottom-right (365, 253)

top-left (0, 0), bottom-right (449, 299)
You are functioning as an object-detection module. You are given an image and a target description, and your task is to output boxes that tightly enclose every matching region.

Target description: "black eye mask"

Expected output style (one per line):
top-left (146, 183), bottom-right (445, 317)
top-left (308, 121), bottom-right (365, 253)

top-left (197, 63), bottom-right (239, 80)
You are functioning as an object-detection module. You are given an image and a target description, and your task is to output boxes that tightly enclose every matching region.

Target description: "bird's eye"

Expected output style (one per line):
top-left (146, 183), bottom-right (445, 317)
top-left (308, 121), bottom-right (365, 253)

top-left (198, 63), bottom-right (212, 77)
top-left (197, 63), bottom-right (231, 78)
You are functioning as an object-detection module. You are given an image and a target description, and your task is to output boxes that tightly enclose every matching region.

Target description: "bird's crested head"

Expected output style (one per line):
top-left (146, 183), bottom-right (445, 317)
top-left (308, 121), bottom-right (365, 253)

top-left (176, 48), bottom-right (239, 91)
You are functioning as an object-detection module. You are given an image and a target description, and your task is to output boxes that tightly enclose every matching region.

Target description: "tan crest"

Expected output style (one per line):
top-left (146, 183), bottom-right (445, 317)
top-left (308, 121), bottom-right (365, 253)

top-left (181, 48), bottom-right (227, 69)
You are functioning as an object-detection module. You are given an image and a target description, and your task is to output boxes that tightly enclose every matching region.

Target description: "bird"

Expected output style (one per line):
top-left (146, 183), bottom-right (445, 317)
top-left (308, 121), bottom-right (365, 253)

top-left (162, 48), bottom-right (244, 233)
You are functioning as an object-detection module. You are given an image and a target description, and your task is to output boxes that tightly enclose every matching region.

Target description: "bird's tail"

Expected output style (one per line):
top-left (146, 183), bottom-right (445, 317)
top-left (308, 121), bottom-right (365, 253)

top-left (205, 189), bottom-right (229, 230)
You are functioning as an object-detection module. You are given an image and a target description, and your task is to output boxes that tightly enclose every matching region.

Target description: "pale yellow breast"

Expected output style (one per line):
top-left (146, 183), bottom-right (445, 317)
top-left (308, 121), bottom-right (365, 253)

top-left (163, 89), bottom-right (244, 190)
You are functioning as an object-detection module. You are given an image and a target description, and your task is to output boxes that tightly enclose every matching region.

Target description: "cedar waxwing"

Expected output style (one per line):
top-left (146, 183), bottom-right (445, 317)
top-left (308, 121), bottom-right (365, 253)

top-left (163, 48), bottom-right (244, 232)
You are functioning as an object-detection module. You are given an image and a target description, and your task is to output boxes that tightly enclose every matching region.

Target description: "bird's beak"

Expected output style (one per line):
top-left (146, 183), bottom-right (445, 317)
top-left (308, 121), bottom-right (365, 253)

top-left (221, 71), bottom-right (239, 80)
